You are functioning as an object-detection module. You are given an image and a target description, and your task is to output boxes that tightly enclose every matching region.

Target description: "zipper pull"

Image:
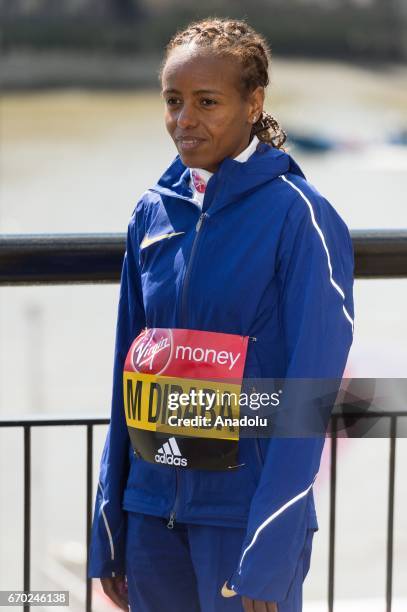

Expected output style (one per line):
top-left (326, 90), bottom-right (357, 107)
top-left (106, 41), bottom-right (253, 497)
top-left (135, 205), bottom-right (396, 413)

top-left (167, 511), bottom-right (176, 529)
top-left (249, 336), bottom-right (257, 342)
top-left (196, 212), bottom-right (207, 232)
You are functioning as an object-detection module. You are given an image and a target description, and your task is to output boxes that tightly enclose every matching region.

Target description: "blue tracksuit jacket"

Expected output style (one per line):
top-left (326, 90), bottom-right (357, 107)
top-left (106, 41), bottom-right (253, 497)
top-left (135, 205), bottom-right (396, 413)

top-left (88, 141), bottom-right (354, 603)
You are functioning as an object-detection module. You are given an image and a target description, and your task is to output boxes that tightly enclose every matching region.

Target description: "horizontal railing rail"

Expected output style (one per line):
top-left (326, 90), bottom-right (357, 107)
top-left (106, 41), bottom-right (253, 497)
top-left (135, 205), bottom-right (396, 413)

top-left (0, 230), bottom-right (407, 284)
top-left (0, 412), bottom-right (403, 612)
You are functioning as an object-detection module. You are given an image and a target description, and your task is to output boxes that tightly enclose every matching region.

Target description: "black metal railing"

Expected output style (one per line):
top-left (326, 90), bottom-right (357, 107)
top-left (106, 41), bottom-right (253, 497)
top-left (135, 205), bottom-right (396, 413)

top-left (0, 412), bottom-right (403, 612)
top-left (0, 230), bottom-right (407, 284)
top-left (0, 417), bottom-right (108, 612)
top-left (328, 413), bottom-right (402, 612)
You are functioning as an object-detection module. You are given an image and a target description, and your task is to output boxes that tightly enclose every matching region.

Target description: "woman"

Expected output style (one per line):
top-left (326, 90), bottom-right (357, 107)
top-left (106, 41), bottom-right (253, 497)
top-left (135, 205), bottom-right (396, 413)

top-left (88, 18), bottom-right (354, 612)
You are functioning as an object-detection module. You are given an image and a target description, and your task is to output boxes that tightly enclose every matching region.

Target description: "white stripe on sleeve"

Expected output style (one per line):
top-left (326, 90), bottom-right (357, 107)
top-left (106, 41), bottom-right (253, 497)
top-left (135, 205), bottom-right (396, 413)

top-left (98, 482), bottom-right (115, 563)
top-left (280, 175), bottom-right (354, 333)
top-left (237, 481), bottom-right (314, 575)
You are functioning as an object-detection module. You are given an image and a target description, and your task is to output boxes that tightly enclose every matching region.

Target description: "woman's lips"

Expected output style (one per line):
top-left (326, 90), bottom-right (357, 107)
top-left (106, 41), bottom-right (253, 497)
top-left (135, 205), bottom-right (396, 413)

top-left (177, 138), bottom-right (205, 151)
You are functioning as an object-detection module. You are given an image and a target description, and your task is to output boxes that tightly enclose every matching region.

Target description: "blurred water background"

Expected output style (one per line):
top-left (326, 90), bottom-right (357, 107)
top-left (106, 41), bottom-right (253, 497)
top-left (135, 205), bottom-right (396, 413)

top-left (1, 1), bottom-right (407, 611)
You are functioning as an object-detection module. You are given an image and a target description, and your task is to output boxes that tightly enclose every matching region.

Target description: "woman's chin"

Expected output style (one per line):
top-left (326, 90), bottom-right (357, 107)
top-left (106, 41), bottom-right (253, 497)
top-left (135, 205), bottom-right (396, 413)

top-left (180, 153), bottom-right (204, 169)
top-left (179, 152), bottom-right (218, 173)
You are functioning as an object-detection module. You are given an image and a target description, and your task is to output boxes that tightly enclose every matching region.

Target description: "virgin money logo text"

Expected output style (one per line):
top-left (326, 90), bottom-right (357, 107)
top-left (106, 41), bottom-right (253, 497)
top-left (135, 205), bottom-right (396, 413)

top-left (131, 329), bottom-right (172, 375)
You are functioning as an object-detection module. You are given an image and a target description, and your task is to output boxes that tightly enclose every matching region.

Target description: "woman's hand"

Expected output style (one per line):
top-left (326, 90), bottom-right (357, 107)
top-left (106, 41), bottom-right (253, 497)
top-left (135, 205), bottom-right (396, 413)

top-left (100, 576), bottom-right (129, 610)
top-left (242, 596), bottom-right (278, 612)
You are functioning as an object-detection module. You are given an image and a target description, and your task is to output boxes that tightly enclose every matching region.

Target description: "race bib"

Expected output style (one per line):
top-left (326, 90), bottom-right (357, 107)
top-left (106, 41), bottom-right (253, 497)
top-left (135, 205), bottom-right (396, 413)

top-left (123, 328), bottom-right (249, 470)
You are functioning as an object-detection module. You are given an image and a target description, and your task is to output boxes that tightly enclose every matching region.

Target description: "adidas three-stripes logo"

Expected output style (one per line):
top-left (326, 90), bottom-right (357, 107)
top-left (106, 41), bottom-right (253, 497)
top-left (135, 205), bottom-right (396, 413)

top-left (155, 437), bottom-right (188, 467)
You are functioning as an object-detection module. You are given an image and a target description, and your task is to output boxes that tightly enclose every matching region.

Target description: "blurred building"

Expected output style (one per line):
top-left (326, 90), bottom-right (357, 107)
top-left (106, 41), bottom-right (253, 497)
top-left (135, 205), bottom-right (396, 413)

top-left (0, 0), bottom-right (406, 90)
top-left (0, 0), bottom-right (146, 18)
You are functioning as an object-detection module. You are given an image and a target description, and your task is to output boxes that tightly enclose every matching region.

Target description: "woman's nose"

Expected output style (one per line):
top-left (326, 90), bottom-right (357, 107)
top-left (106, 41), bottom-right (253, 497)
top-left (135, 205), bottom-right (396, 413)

top-left (176, 104), bottom-right (198, 129)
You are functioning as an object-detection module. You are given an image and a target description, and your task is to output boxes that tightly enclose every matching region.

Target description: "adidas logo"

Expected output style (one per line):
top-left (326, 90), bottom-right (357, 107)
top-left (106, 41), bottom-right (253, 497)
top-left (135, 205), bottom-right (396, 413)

top-left (155, 437), bottom-right (187, 467)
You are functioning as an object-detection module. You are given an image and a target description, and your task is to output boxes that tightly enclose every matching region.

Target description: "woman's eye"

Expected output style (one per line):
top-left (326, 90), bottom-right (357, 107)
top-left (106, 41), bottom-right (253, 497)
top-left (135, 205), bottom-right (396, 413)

top-left (201, 98), bottom-right (217, 107)
top-left (166, 97), bottom-right (181, 106)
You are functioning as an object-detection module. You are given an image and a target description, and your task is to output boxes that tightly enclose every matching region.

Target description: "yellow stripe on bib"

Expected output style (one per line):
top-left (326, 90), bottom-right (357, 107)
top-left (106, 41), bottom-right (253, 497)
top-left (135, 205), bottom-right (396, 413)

top-left (123, 372), bottom-right (242, 441)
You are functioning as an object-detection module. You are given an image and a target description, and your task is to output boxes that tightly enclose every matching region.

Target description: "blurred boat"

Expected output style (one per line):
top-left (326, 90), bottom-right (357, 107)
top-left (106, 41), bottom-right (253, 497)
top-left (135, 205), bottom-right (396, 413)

top-left (287, 132), bottom-right (338, 152)
top-left (287, 129), bottom-right (407, 153)
top-left (388, 129), bottom-right (407, 146)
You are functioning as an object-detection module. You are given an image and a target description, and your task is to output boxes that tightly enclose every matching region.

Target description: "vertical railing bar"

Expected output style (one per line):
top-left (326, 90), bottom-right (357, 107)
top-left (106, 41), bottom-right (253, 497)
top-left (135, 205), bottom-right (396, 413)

top-left (328, 415), bottom-right (337, 612)
top-left (23, 425), bottom-right (31, 612)
top-left (386, 416), bottom-right (397, 612)
top-left (86, 424), bottom-right (93, 612)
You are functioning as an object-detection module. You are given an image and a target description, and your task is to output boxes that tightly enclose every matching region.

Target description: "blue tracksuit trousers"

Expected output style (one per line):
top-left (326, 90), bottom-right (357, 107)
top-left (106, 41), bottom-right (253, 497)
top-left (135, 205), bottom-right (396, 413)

top-left (125, 512), bottom-right (314, 612)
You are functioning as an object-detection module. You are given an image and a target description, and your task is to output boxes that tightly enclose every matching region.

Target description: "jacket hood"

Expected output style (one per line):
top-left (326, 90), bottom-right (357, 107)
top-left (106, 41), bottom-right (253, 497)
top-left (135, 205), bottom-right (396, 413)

top-left (150, 142), bottom-right (306, 205)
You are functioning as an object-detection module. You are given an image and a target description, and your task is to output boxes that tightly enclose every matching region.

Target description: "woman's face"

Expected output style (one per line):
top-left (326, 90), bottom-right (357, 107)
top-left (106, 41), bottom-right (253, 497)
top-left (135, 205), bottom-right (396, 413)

top-left (161, 47), bottom-right (263, 173)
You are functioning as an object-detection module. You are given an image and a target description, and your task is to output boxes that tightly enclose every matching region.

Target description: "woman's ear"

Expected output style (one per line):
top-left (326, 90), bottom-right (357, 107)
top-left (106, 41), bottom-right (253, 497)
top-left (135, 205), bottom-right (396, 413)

top-left (248, 86), bottom-right (265, 123)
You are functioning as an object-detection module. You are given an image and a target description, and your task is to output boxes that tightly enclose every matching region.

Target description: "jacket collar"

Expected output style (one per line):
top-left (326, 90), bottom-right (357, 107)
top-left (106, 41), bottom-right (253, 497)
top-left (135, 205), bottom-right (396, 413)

top-left (149, 142), bottom-right (306, 212)
top-left (190, 136), bottom-right (260, 205)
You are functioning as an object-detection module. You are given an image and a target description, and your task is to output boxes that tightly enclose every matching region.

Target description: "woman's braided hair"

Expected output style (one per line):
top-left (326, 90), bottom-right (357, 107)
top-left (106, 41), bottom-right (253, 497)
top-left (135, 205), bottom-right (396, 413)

top-left (161, 17), bottom-right (286, 150)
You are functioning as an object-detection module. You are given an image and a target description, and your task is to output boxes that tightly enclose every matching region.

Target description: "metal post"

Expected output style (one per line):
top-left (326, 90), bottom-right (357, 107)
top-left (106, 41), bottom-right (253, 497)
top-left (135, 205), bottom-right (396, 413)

top-left (386, 416), bottom-right (397, 612)
top-left (86, 425), bottom-right (93, 612)
top-left (328, 416), bottom-right (337, 612)
top-left (23, 426), bottom-right (31, 612)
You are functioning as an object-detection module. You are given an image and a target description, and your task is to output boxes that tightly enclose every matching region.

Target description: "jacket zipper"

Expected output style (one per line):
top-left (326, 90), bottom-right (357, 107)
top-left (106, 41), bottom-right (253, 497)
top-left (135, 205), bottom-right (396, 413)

top-left (168, 212), bottom-right (209, 528)
top-left (167, 468), bottom-right (180, 529)
top-left (168, 183), bottom-right (257, 526)
top-left (169, 249), bottom-right (258, 527)
top-left (168, 203), bottom-right (213, 528)
top-left (179, 211), bottom-right (209, 326)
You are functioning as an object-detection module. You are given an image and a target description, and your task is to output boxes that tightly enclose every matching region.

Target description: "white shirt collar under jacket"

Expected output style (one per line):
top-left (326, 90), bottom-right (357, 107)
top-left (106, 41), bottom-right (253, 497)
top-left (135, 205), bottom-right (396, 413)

top-left (189, 136), bottom-right (260, 208)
